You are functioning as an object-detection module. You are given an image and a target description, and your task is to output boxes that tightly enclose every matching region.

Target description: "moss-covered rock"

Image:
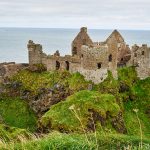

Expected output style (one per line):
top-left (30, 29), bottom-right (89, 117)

top-left (1, 66), bottom-right (150, 139)
top-left (94, 71), bottom-right (119, 95)
top-left (8, 70), bottom-right (90, 116)
top-left (68, 72), bottom-right (91, 92)
top-left (40, 90), bottom-right (121, 133)
top-left (11, 70), bottom-right (89, 95)
top-left (28, 63), bottom-right (47, 73)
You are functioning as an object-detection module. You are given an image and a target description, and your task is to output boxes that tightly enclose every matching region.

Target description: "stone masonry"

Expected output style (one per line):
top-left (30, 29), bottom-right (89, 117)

top-left (27, 27), bottom-right (150, 83)
top-left (130, 44), bottom-right (150, 79)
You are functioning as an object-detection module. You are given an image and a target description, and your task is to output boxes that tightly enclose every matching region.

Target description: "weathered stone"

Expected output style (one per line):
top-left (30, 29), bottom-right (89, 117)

top-left (72, 27), bottom-right (93, 57)
top-left (27, 27), bottom-right (150, 83)
top-left (129, 44), bottom-right (150, 79)
top-left (25, 85), bottom-right (71, 116)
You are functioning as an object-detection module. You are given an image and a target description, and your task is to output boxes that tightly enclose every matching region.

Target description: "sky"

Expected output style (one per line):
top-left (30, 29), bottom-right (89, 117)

top-left (0, 0), bottom-right (150, 30)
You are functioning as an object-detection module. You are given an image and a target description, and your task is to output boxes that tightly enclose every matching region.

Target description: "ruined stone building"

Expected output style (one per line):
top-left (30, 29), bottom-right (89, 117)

top-left (27, 27), bottom-right (150, 83)
top-left (130, 44), bottom-right (150, 79)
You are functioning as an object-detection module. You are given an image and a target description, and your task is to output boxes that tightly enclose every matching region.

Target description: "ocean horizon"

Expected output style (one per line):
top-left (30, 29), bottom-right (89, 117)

top-left (0, 27), bottom-right (150, 63)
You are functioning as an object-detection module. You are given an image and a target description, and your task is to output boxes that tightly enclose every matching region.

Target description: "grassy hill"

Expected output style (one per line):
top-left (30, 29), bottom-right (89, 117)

top-left (0, 66), bottom-right (150, 149)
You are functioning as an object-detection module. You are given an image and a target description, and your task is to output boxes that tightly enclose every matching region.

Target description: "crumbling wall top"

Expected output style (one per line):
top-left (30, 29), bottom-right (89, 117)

top-left (106, 30), bottom-right (125, 43)
top-left (80, 27), bottom-right (87, 33)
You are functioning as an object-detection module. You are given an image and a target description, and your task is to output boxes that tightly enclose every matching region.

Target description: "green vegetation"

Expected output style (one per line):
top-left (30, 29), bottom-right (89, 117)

top-left (31, 63), bottom-right (47, 73)
top-left (11, 70), bottom-right (89, 94)
top-left (0, 123), bottom-right (31, 142)
top-left (118, 66), bottom-right (138, 88)
top-left (1, 132), bottom-right (150, 150)
top-left (0, 96), bottom-right (37, 132)
top-left (68, 72), bottom-right (91, 91)
top-left (0, 66), bottom-right (150, 149)
top-left (41, 90), bottom-right (120, 132)
top-left (123, 79), bottom-right (150, 138)
top-left (94, 71), bottom-right (119, 95)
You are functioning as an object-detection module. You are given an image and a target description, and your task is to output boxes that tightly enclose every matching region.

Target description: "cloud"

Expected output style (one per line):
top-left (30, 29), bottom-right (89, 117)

top-left (0, 0), bottom-right (150, 29)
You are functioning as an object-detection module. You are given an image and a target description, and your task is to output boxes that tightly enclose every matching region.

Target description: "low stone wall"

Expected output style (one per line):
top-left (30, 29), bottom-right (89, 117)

top-left (71, 67), bottom-right (108, 84)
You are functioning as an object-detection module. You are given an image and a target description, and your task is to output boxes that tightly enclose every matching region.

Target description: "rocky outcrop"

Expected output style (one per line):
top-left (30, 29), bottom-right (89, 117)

top-left (111, 112), bottom-right (127, 134)
top-left (26, 84), bottom-right (71, 117)
top-left (0, 78), bottom-right (71, 117)
top-left (0, 62), bottom-right (28, 83)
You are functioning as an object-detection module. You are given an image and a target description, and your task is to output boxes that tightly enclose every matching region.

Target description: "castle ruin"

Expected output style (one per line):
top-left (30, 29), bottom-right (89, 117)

top-left (27, 27), bottom-right (150, 83)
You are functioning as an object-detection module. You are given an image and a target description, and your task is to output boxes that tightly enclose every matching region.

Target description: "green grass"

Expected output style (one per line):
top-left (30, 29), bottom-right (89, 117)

top-left (11, 70), bottom-right (90, 95)
top-left (0, 123), bottom-right (31, 142)
top-left (41, 90), bottom-right (120, 132)
top-left (94, 71), bottom-right (119, 95)
top-left (1, 132), bottom-right (150, 150)
top-left (124, 105), bottom-right (150, 138)
top-left (0, 96), bottom-right (37, 132)
top-left (68, 72), bottom-right (91, 91)
top-left (118, 66), bottom-right (138, 88)
top-left (0, 66), bottom-right (150, 149)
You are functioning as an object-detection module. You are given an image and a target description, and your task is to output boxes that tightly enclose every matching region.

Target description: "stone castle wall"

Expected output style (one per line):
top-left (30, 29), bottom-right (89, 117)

top-left (81, 45), bottom-right (108, 70)
top-left (130, 44), bottom-right (150, 79)
top-left (27, 27), bottom-right (150, 83)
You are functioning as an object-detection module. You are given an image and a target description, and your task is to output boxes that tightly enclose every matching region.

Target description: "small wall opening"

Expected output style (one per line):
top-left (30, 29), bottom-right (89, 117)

top-left (65, 61), bottom-right (69, 71)
top-left (142, 51), bottom-right (144, 55)
top-left (121, 58), bottom-right (123, 61)
top-left (134, 53), bottom-right (137, 57)
top-left (109, 54), bottom-right (112, 62)
top-left (97, 63), bottom-right (102, 69)
top-left (83, 39), bottom-right (86, 45)
top-left (72, 47), bottom-right (77, 55)
top-left (56, 61), bottom-right (60, 70)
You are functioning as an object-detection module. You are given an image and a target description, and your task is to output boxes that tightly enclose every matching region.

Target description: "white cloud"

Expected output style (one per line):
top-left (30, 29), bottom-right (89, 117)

top-left (0, 0), bottom-right (150, 29)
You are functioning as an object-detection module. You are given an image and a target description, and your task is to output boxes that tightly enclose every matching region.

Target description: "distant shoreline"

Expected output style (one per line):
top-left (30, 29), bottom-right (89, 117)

top-left (0, 28), bottom-right (150, 63)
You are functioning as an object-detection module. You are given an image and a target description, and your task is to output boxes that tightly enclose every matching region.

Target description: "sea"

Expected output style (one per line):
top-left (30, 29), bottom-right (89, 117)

top-left (0, 28), bottom-right (150, 63)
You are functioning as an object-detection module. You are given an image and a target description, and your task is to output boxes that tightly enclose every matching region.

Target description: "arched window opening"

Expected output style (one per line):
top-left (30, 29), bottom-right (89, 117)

top-left (56, 61), bottom-right (60, 70)
top-left (65, 61), bottom-right (69, 71)
top-left (109, 54), bottom-right (112, 62)
top-left (121, 58), bottom-right (123, 61)
top-left (142, 51), bottom-right (144, 55)
top-left (97, 63), bottom-right (102, 69)
top-left (72, 47), bottom-right (77, 55)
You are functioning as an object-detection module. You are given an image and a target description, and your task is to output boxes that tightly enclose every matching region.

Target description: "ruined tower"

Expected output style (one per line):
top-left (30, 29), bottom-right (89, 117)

top-left (105, 30), bottom-right (131, 77)
top-left (71, 27), bottom-right (93, 57)
top-left (131, 44), bottom-right (150, 79)
top-left (27, 40), bottom-right (43, 65)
